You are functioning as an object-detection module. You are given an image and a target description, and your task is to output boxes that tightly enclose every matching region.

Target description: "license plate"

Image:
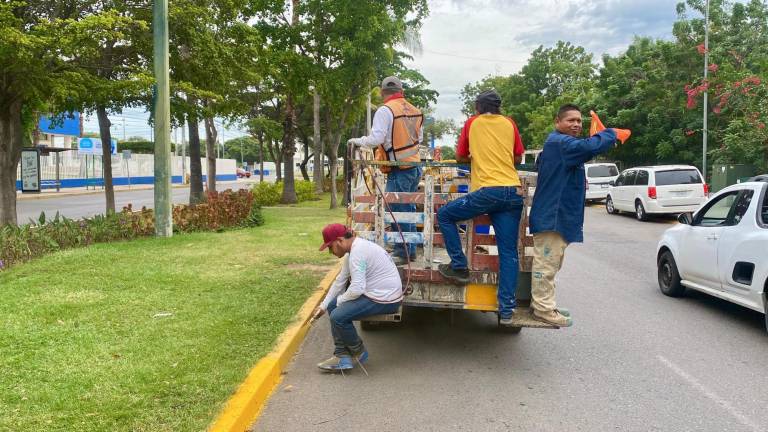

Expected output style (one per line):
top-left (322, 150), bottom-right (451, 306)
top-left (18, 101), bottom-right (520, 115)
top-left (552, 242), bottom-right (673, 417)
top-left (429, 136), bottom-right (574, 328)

top-left (671, 191), bottom-right (689, 197)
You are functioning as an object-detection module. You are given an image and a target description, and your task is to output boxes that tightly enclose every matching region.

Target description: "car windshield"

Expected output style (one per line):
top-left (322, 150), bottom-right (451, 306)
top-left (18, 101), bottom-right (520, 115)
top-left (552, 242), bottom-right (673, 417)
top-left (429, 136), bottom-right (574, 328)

top-left (655, 169), bottom-right (702, 186)
top-left (587, 165), bottom-right (618, 177)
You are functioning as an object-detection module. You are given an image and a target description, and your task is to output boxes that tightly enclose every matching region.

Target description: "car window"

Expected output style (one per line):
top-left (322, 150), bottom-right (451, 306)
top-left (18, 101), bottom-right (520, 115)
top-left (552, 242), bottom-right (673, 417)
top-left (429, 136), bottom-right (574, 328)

top-left (655, 169), bottom-right (702, 186)
top-left (636, 170), bottom-right (649, 186)
top-left (615, 173), bottom-right (625, 186)
top-left (587, 165), bottom-right (619, 178)
top-left (731, 190), bottom-right (754, 225)
top-left (762, 188), bottom-right (768, 226)
top-left (695, 191), bottom-right (739, 227)
top-left (624, 170), bottom-right (637, 186)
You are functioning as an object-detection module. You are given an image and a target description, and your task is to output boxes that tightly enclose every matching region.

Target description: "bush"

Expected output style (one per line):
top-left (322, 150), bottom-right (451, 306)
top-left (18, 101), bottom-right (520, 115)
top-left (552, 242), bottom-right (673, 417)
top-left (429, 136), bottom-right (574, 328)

top-left (119, 140), bottom-right (176, 154)
top-left (295, 180), bottom-right (318, 202)
top-left (251, 182), bottom-right (282, 206)
top-left (243, 201), bottom-right (265, 227)
top-left (0, 190), bottom-right (256, 271)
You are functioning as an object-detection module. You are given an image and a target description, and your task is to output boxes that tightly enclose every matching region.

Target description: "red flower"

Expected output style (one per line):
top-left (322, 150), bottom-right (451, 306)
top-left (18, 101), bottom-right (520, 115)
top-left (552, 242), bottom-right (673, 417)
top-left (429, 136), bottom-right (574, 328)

top-left (707, 63), bottom-right (718, 72)
top-left (685, 129), bottom-right (695, 136)
top-left (697, 44), bottom-right (707, 54)
top-left (759, 123), bottom-right (766, 129)
top-left (713, 106), bottom-right (722, 114)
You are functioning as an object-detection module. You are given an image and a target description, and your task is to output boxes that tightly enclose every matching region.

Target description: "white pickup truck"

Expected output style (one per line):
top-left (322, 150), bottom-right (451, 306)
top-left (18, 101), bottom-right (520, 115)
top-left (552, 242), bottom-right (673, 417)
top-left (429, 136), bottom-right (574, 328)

top-left (656, 180), bottom-right (768, 330)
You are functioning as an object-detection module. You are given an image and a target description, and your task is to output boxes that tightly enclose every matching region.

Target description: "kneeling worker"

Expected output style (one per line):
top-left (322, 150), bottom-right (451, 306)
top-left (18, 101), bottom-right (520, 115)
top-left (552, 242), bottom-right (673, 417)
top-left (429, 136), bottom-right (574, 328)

top-left (312, 223), bottom-right (402, 371)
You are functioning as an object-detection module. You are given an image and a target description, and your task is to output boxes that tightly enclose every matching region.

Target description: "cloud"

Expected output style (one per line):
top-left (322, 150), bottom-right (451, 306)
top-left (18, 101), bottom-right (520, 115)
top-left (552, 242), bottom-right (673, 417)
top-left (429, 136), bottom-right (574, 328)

top-left (405, 0), bottom-right (684, 128)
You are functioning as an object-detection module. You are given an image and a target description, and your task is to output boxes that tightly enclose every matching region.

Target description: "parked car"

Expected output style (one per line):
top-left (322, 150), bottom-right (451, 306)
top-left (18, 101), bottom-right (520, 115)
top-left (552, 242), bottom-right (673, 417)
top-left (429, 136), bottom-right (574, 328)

top-left (585, 162), bottom-right (619, 202)
top-left (236, 168), bottom-right (251, 178)
top-left (656, 181), bottom-right (768, 330)
top-left (606, 165), bottom-right (707, 221)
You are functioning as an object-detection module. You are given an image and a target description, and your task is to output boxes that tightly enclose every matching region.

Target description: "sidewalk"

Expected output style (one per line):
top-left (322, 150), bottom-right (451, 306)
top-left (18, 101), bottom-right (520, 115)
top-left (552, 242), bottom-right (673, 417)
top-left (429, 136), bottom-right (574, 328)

top-left (16, 179), bottom-right (259, 201)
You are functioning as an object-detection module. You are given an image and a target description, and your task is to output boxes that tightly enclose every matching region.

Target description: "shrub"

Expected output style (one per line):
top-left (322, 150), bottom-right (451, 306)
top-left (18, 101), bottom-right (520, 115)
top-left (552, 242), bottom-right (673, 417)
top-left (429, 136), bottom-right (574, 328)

top-left (1, 190), bottom-right (256, 271)
top-left (295, 180), bottom-right (318, 202)
top-left (251, 182), bottom-right (281, 206)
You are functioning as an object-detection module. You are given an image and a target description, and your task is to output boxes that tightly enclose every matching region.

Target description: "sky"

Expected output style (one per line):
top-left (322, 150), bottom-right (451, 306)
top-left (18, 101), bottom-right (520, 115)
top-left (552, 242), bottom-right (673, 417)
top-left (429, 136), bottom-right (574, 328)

top-left (406, 0), bottom-right (685, 123)
top-left (84, 0), bottom-right (691, 145)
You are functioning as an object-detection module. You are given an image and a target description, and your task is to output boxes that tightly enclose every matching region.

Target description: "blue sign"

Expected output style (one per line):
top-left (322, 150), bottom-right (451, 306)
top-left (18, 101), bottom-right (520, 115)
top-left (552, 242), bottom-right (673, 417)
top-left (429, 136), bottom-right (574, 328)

top-left (79, 138), bottom-right (94, 149)
top-left (39, 112), bottom-right (81, 136)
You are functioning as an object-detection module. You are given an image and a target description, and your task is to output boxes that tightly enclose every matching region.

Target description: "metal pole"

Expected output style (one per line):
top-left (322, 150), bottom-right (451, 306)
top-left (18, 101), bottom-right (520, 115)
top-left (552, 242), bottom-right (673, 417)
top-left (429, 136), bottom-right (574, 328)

top-left (702, 0), bottom-right (710, 182)
top-left (153, 0), bottom-right (172, 237)
top-left (366, 89), bottom-right (372, 135)
top-left (181, 119), bottom-right (187, 183)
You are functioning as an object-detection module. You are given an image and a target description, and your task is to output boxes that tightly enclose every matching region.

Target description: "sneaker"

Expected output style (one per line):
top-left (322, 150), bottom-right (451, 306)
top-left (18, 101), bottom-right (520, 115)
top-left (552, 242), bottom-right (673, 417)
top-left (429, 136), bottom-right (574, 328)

top-left (532, 309), bottom-right (573, 327)
top-left (556, 308), bottom-right (571, 317)
top-left (354, 350), bottom-right (369, 364)
top-left (438, 264), bottom-right (470, 283)
top-left (499, 314), bottom-right (515, 326)
top-left (317, 356), bottom-right (355, 371)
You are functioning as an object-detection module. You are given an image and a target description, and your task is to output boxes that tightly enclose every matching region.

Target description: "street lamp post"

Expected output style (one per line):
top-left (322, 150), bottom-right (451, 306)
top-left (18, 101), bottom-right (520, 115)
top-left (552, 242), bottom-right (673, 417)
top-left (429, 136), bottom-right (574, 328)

top-left (702, 0), bottom-right (710, 182)
top-left (153, 0), bottom-right (172, 237)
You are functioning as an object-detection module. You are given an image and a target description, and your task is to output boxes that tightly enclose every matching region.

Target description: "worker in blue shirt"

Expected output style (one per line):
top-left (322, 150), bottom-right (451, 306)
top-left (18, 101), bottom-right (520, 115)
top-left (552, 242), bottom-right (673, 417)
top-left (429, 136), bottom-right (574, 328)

top-left (529, 104), bottom-right (619, 327)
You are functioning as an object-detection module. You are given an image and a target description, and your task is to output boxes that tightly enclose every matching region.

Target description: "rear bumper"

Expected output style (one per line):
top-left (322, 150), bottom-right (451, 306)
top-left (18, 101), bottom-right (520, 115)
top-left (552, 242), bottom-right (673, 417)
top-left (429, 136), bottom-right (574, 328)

top-left (644, 200), bottom-right (703, 214)
top-left (585, 189), bottom-right (609, 200)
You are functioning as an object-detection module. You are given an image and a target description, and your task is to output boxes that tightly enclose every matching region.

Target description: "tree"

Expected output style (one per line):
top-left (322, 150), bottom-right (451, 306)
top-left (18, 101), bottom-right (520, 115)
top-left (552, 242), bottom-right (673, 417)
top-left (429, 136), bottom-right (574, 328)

top-left (0, 1), bottom-right (93, 225)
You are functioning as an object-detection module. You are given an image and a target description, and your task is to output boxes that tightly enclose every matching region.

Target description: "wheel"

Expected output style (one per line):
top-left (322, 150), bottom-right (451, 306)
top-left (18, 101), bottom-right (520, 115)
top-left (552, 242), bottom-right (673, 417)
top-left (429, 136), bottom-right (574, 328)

top-left (606, 195), bottom-right (618, 214)
top-left (658, 251), bottom-right (685, 297)
top-left (635, 200), bottom-right (648, 221)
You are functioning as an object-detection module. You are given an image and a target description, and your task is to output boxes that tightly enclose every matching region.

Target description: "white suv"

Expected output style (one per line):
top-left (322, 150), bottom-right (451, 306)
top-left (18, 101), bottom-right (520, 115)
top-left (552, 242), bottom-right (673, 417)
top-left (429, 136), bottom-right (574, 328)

top-left (606, 165), bottom-right (708, 221)
top-left (584, 162), bottom-right (619, 202)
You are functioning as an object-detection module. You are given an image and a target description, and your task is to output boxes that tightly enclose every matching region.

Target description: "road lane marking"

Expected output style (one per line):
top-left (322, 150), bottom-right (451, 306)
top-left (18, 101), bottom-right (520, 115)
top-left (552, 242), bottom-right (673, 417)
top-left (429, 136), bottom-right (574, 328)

top-left (657, 355), bottom-right (761, 432)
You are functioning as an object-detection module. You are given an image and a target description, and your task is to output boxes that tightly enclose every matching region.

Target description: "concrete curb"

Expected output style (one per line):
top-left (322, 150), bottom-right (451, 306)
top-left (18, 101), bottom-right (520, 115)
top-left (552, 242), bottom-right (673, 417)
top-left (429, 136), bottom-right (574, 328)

top-left (207, 263), bottom-right (341, 432)
top-left (16, 184), bottom-right (187, 201)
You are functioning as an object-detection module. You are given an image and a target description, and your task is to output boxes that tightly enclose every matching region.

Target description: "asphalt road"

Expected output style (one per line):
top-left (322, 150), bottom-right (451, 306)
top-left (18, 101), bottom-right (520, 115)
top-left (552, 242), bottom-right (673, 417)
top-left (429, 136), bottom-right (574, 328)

top-left (15, 181), bottom-right (251, 222)
top-left (252, 205), bottom-right (768, 432)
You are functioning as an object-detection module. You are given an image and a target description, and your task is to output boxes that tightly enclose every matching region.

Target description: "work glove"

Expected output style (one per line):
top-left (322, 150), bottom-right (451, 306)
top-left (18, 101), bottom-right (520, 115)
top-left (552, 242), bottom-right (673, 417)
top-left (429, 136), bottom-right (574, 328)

top-left (347, 137), bottom-right (364, 147)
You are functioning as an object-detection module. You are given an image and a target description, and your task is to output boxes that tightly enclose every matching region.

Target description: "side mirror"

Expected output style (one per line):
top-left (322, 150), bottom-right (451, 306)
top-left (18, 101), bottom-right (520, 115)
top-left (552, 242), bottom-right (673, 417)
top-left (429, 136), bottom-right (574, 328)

top-left (609, 180), bottom-right (616, 186)
top-left (678, 212), bottom-right (693, 225)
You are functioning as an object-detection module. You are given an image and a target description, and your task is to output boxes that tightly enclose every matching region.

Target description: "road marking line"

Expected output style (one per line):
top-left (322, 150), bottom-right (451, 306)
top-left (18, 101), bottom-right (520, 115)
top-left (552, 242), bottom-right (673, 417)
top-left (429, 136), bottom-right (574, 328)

top-left (657, 355), bottom-right (760, 432)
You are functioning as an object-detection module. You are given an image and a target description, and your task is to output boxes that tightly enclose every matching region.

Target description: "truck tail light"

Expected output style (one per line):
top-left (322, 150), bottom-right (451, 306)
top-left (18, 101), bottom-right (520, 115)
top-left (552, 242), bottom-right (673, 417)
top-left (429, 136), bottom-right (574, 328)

top-left (648, 186), bottom-right (657, 199)
top-left (703, 183), bottom-right (709, 195)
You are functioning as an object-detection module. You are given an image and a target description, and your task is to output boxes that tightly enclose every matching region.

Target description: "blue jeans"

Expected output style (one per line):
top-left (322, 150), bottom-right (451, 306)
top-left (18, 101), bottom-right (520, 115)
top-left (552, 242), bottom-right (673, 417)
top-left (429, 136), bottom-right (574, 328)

top-left (386, 167), bottom-right (422, 258)
top-left (437, 186), bottom-right (523, 318)
top-left (326, 296), bottom-right (401, 357)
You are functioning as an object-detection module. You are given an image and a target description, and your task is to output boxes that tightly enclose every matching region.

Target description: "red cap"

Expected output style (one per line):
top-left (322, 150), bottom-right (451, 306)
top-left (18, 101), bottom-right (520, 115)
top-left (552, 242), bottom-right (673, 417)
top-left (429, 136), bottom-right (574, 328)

top-left (319, 223), bottom-right (349, 251)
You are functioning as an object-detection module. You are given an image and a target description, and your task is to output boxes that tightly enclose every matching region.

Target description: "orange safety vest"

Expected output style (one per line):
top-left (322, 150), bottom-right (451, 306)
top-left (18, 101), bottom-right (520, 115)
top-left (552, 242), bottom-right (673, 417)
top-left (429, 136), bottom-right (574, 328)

top-left (375, 98), bottom-right (423, 172)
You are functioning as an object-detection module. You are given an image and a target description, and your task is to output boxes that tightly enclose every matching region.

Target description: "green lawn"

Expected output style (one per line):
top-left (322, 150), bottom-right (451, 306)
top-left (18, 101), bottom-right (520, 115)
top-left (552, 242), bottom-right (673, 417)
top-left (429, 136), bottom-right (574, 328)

top-left (0, 196), bottom-right (345, 431)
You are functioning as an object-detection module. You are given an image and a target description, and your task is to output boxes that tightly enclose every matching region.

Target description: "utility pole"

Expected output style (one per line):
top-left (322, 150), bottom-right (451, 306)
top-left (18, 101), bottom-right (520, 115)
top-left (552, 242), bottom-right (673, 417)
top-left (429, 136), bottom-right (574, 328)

top-left (702, 0), bottom-right (710, 183)
top-left (153, 0), bottom-right (172, 237)
top-left (182, 118), bottom-right (187, 183)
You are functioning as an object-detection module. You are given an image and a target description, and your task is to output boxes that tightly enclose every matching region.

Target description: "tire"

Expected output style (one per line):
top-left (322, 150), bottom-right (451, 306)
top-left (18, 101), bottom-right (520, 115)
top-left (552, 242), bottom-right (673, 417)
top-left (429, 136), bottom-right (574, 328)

top-left (658, 251), bottom-right (685, 297)
top-left (606, 196), bottom-right (618, 214)
top-left (635, 200), bottom-right (648, 221)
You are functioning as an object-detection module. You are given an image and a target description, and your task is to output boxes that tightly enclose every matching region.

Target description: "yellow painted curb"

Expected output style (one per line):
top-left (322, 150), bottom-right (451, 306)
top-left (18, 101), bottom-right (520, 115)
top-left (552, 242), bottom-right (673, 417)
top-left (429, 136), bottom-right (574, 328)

top-left (208, 262), bottom-right (341, 432)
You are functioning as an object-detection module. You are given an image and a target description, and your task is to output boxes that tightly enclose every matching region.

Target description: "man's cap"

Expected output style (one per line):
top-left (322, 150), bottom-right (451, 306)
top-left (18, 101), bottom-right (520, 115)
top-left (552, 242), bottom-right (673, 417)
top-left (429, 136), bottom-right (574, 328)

top-left (319, 223), bottom-right (349, 251)
top-left (475, 90), bottom-right (502, 108)
top-left (381, 76), bottom-right (403, 91)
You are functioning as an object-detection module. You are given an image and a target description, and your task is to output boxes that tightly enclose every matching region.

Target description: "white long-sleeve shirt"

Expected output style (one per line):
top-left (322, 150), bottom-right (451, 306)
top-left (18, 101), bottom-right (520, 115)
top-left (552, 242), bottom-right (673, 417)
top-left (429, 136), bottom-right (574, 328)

top-left (355, 105), bottom-right (424, 150)
top-left (320, 237), bottom-right (403, 309)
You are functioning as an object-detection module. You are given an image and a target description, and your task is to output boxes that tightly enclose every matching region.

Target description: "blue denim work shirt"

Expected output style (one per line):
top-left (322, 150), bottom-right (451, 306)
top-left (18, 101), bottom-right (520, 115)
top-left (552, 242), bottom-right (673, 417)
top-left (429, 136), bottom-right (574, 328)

top-left (529, 129), bottom-right (617, 243)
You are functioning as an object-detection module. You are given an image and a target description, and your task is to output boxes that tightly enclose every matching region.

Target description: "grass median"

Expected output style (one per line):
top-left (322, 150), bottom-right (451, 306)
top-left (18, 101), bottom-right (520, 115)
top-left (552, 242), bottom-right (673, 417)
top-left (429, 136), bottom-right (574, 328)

top-left (0, 196), bottom-right (345, 431)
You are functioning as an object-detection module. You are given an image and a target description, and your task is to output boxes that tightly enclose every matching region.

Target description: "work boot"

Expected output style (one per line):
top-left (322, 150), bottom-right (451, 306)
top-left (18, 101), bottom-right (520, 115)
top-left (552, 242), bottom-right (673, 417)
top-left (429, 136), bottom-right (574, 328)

top-left (556, 308), bottom-right (571, 317)
top-left (532, 309), bottom-right (573, 327)
top-left (438, 264), bottom-right (470, 284)
top-left (317, 356), bottom-right (355, 371)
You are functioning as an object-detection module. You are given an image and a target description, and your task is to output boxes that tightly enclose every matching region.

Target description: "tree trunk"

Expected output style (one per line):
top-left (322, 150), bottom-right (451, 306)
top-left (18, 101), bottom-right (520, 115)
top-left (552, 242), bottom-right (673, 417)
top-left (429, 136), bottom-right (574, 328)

top-left (281, 95), bottom-right (298, 204)
top-left (326, 109), bottom-right (339, 209)
top-left (268, 138), bottom-right (282, 181)
top-left (312, 89), bottom-right (323, 193)
top-left (257, 131), bottom-right (264, 183)
top-left (187, 113), bottom-right (204, 204)
top-left (204, 116), bottom-right (217, 193)
top-left (299, 149), bottom-right (311, 181)
top-left (0, 98), bottom-right (23, 226)
top-left (96, 106), bottom-right (116, 214)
